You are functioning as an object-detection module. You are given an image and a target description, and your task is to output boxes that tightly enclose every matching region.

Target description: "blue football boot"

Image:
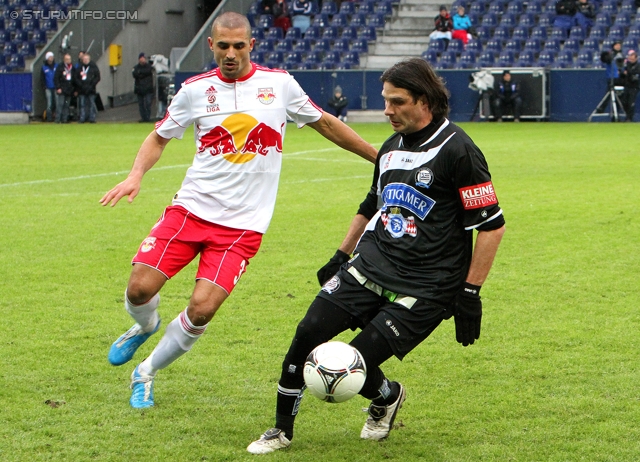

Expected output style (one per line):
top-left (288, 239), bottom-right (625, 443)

top-left (108, 319), bottom-right (160, 366)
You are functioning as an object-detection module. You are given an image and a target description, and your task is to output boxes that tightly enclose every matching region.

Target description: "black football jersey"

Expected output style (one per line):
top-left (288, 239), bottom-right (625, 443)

top-left (351, 117), bottom-right (504, 304)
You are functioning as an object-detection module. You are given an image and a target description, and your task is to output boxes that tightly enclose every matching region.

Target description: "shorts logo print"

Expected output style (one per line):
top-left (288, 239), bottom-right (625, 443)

top-left (140, 237), bottom-right (157, 253)
top-left (322, 275), bottom-right (341, 294)
top-left (385, 319), bottom-right (401, 337)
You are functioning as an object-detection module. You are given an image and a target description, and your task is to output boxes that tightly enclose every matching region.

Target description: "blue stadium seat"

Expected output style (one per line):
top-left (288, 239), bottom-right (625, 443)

top-left (475, 26), bottom-right (492, 43)
top-left (256, 38), bottom-right (275, 52)
top-left (313, 38), bottom-right (331, 52)
top-left (300, 61), bottom-right (318, 70)
top-left (357, 0), bottom-right (376, 14)
top-left (311, 14), bottom-right (329, 28)
top-left (481, 13), bottom-right (499, 29)
top-left (512, 25), bottom-right (529, 41)
top-left (275, 39), bottom-right (294, 52)
top-left (537, 12), bottom-right (555, 28)
top-left (330, 13), bottom-right (348, 28)
top-left (581, 38), bottom-right (600, 52)
top-left (518, 13), bottom-right (535, 28)
top-left (333, 38), bottom-right (350, 52)
top-left (497, 51), bottom-right (515, 66)
top-left (285, 51), bottom-right (303, 64)
top-left (536, 50), bottom-right (555, 67)
top-left (439, 50), bottom-right (458, 68)
top-left (251, 51), bottom-right (265, 65)
top-left (428, 38), bottom-right (447, 53)
top-left (350, 13), bottom-right (367, 27)
top-left (523, 38), bottom-right (542, 54)
top-left (614, 13), bottom-right (631, 28)
top-left (251, 27), bottom-right (265, 40)
top-left (588, 25), bottom-right (606, 40)
top-left (577, 49), bottom-right (594, 65)
top-left (550, 27), bottom-right (568, 41)
top-left (359, 25), bottom-right (377, 41)
top-left (23, 18), bottom-right (39, 31)
top-left (627, 25), bottom-right (640, 40)
top-left (376, 1), bottom-right (393, 16)
top-left (286, 27), bottom-right (301, 40)
top-left (459, 50), bottom-right (477, 66)
top-left (544, 0), bottom-right (556, 12)
top-left (267, 27), bottom-right (284, 40)
top-left (339, 1), bottom-right (355, 15)
top-left (294, 39), bottom-right (312, 52)
top-left (608, 25), bottom-right (626, 42)
top-left (351, 38), bottom-right (369, 53)
top-left (12, 29), bottom-right (28, 43)
top-left (620, 0), bottom-right (636, 14)
top-left (478, 51), bottom-right (496, 66)
top-left (488, 1), bottom-right (505, 15)
top-left (304, 26), bottom-right (322, 40)
top-left (335, 62), bottom-right (352, 70)
top-left (248, 1), bottom-right (260, 14)
top-left (516, 50), bottom-right (535, 66)
top-left (531, 26), bottom-right (547, 41)
top-left (8, 53), bottom-right (24, 69)
top-left (341, 26), bottom-right (358, 39)
top-left (31, 29), bottom-right (47, 46)
top-left (6, 18), bottom-right (21, 31)
top-left (321, 1), bottom-right (337, 15)
top-left (623, 38), bottom-right (639, 54)
top-left (526, 0), bottom-right (543, 15)
top-left (500, 13), bottom-right (517, 29)
top-left (486, 38), bottom-right (502, 53)
top-left (544, 38), bottom-right (562, 53)
top-left (563, 38), bottom-right (581, 55)
top-left (569, 26), bottom-right (585, 41)
top-left (422, 49), bottom-right (439, 65)
top-left (0, 30), bottom-right (10, 42)
top-left (447, 39), bottom-right (464, 54)
top-left (493, 26), bottom-right (510, 42)
top-left (343, 51), bottom-right (360, 65)
top-left (3, 42), bottom-right (17, 54)
top-left (258, 14), bottom-right (274, 29)
top-left (18, 41), bottom-right (35, 58)
top-left (505, 38), bottom-right (522, 53)
top-left (600, 0), bottom-right (618, 15)
top-left (466, 39), bottom-right (483, 54)
top-left (469, 2), bottom-right (485, 15)
top-left (594, 13), bottom-right (611, 28)
top-left (324, 50), bottom-right (341, 62)
top-left (321, 26), bottom-right (338, 40)
top-left (267, 51), bottom-right (284, 63)
top-left (468, 12), bottom-right (481, 26)
top-left (556, 50), bottom-right (574, 65)
top-left (306, 51), bottom-right (323, 63)
top-left (367, 13), bottom-right (386, 28)
top-left (507, 1), bottom-right (524, 15)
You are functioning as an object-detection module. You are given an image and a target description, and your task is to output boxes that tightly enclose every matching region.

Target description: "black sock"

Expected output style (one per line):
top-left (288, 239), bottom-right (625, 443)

top-left (372, 380), bottom-right (399, 406)
top-left (275, 412), bottom-right (296, 441)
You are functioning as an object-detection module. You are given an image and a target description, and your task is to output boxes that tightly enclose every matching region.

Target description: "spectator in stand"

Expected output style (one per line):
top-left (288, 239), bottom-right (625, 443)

top-left (452, 5), bottom-right (473, 45)
top-left (554, 0), bottom-right (576, 30)
top-left (291, 0), bottom-right (314, 34)
top-left (263, 0), bottom-right (291, 30)
top-left (41, 51), bottom-right (57, 122)
top-left (132, 52), bottom-right (155, 123)
top-left (492, 70), bottom-right (522, 122)
top-left (621, 50), bottom-right (640, 122)
top-left (429, 5), bottom-right (453, 49)
top-left (74, 52), bottom-right (101, 124)
top-left (327, 85), bottom-right (348, 122)
top-left (573, 0), bottom-right (596, 34)
top-left (53, 53), bottom-right (74, 123)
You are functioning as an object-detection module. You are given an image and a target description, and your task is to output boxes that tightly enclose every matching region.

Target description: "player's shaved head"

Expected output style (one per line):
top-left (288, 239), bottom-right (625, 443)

top-left (211, 12), bottom-right (251, 39)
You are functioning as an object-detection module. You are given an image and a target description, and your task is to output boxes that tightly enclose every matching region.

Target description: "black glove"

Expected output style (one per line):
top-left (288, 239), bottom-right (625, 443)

top-left (316, 249), bottom-right (350, 286)
top-left (453, 283), bottom-right (482, 347)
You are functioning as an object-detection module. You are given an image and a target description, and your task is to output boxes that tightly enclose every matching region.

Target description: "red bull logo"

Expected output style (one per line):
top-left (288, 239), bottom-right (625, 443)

top-left (197, 114), bottom-right (283, 164)
top-left (257, 87), bottom-right (276, 105)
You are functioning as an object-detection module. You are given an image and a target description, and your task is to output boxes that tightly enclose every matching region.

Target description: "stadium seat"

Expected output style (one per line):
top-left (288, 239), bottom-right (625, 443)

top-left (18, 41), bottom-right (35, 58)
top-left (313, 38), bottom-right (331, 52)
top-left (512, 26), bottom-right (529, 41)
top-left (468, 12), bottom-right (481, 27)
top-left (248, 1), bottom-right (260, 14)
top-left (0, 30), bottom-right (10, 42)
top-left (343, 51), bottom-right (360, 66)
top-left (537, 12), bottom-right (555, 28)
top-left (475, 26), bottom-right (492, 43)
top-left (577, 49), bottom-right (594, 65)
top-left (376, 1), bottom-right (393, 16)
top-left (285, 27), bottom-right (301, 40)
top-left (31, 29), bottom-right (47, 46)
top-left (600, 0), bottom-right (618, 15)
top-left (497, 50), bottom-right (515, 66)
top-left (351, 38), bottom-right (369, 53)
top-left (505, 39), bottom-right (522, 53)
top-left (531, 26), bottom-right (547, 41)
top-left (500, 13), bottom-right (517, 29)
top-left (493, 26), bottom-right (510, 42)
top-left (6, 18), bottom-right (21, 31)
top-left (488, 1), bottom-right (505, 15)
top-left (339, 1), bottom-right (355, 15)
top-left (251, 27), bottom-right (265, 40)
top-left (367, 13), bottom-right (386, 28)
top-left (321, 1), bottom-right (337, 15)
top-left (357, 0), bottom-right (376, 14)
top-left (507, 1), bottom-right (524, 15)
top-left (285, 51), bottom-right (303, 64)
top-left (3, 42), bottom-right (17, 54)
top-left (550, 27), bottom-right (568, 41)
top-left (485, 38), bottom-right (502, 54)
top-left (300, 61), bottom-right (318, 70)
top-left (588, 25), bottom-right (606, 40)
top-left (544, 38), bottom-right (562, 53)
top-left (23, 19), bottom-right (39, 31)
top-left (258, 14), bottom-right (274, 29)
top-left (595, 13), bottom-right (611, 28)
top-left (335, 62), bottom-right (352, 70)
top-left (536, 50), bottom-right (555, 66)
top-left (563, 38), bottom-right (581, 55)
top-left (275, 39), bottom-right (293, 52)
top-left (321, 26), bottom-right (338, 40)
top-left (266, 51), bottom-right (284, 63)
top-left (341, 26), bottom-right (358, 40)
top-left (544, 0), bottom-right (556, 12)
top-left (359, 26), bottom-right (377, 41)
top-left (350, 13), bottom-right (367, 27)
top-left (556, 50), bottom-right (574, 65)
top-left (294, 39), bottom-right (312, 52)
top-left (304, 26), bottom-right (321, 40)
top-left (251, 51), bottom-right (265, 65)
top-left (330, 13), bottom-right (348, 28)
top-left (8, 53), bottom-right (24, 69)
top-left (267, 26), bottom-right (284, 40)
top-left (620, 0), bottom-right (636, 14)
top-left (614, 13), bottom-right (631, 28)
top-left (478, 51), bottom-right (496, 66)
top-left (421, 49), bottom-right (439, 65)
top-left (518, 13), bottom-right (535, 28)
top-left (447, 39), bottom-right (464, 54)
top-left (481, 13), bottom-right (499, 29)
top-left (305, 50), bottom-right (323, 63)
top-left (523, 38), bottom-right (542, 54)
top-left (622, 38), bottom-right (639, 54)
top-left (581, 38), bottom-right (600, 52)
top-left (466, 39), bottom-right (483, 54)
top-left (526, 0), bottom-right (543, 15)
top-left (627, 25), bottom-right (640, 40)
top-left (324, 50), bottom-right (341, 62)
top-left (516, 50), bottom-right (535, 67)
top-left (608, 25), bottom-right (626, 42)
top-left (255, 38), bottom-right (275, 52)
top-left (439, 50), bottom-right (457, 68)
top-left (332, 38), bottom-right (350, 52)
top-left (311, 14), bottom-right (329, 28)
top-left (459, 50), bottom-right (477, 66)
top-left (469, 2), bottom-right (485, 15)
top-left (12, 29), bottom-right (28, 43)
top-left (428, 39), bottom-right (447, 53)
top-left (569, 26), bottom-right (585, 41)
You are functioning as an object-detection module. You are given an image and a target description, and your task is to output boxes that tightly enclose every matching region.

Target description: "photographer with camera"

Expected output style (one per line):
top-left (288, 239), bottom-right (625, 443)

top-left (621, 50), bottom-right (640, 122)
top-left (595, 42), bottom-right (626, 115)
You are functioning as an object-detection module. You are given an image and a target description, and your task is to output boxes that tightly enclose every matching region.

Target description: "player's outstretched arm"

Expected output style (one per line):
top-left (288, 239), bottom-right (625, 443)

top-left (307, 112), bottom-right (378, 164)
top-left (100, 131), bottom-right (171, 207)
top-left (466, 225), bottom-right (506, 286)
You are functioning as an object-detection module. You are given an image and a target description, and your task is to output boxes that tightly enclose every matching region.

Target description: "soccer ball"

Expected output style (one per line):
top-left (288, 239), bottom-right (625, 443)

top-left (303, 341), bottom-right (367, 403)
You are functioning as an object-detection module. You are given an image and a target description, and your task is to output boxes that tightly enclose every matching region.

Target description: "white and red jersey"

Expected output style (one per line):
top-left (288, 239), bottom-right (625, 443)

top-left (155, 63), bottom-right (323, 234)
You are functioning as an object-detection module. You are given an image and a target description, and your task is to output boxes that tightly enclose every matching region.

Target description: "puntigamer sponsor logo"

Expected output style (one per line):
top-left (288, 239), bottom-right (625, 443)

top-left (459, 181), bottom-right (497, 210)
top-left (381, 183), bottom-right (435, 220)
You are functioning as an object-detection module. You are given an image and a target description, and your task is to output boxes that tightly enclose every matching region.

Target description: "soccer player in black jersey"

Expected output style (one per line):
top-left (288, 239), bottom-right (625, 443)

top-left (248, 58), bottom-right (506, 454)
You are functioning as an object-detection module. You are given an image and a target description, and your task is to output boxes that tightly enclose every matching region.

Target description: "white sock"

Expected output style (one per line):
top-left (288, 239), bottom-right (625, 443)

top-left (138, 308), bottom-right (207, 376)
top-left (125, 291), bottom-right (160, 333)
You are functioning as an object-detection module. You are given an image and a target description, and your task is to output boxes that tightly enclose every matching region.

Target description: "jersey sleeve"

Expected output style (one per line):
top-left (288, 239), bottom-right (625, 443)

top-left (453, 144), bottom-right (504, 231)
top-left (357, 151), bottom-right (382, 219)
top-left (154, 85), bottom-right (194, 140)
top-left (284, 76), bottom-right (323, 128)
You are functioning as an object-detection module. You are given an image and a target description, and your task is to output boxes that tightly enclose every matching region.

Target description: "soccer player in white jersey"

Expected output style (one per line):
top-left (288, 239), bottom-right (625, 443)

top-left (100, 12), bottom-right (377, 409)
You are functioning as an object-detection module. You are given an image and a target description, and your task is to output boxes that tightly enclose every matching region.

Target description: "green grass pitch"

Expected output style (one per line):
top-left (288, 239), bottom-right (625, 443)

top-left (0, 121), bottom-right (639, 461)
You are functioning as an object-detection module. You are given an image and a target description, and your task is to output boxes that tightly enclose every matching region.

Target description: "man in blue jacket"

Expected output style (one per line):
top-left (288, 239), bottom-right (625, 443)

top-left (41, 51), bottom-right (57, 122)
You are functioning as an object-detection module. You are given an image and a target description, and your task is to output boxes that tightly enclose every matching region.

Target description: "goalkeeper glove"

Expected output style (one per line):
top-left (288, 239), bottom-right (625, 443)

top-left (317, 249), bottom-right (350, 286)
top-left (453, 282), bottom-right (482, 347)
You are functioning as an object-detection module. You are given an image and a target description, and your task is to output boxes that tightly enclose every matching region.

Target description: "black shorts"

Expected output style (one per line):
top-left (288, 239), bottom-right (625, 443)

top-left (317, 264), bottom-right (450, 360)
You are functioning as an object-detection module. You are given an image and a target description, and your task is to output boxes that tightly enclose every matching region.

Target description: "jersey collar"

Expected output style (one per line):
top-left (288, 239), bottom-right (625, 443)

top-left (214, 62), bottom-right (257, 83)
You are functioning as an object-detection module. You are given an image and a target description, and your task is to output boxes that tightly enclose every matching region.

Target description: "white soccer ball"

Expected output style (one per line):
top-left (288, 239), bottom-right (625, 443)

top-left (303, 341), bottom-right (367, 403)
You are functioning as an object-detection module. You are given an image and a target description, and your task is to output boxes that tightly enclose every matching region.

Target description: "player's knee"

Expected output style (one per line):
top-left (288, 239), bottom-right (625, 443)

top-left (126, 279), bottom-right (157, 305)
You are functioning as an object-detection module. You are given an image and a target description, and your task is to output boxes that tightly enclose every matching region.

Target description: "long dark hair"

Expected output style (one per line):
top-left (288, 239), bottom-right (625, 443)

top-left (380, 58), bottom-right (450, 120)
